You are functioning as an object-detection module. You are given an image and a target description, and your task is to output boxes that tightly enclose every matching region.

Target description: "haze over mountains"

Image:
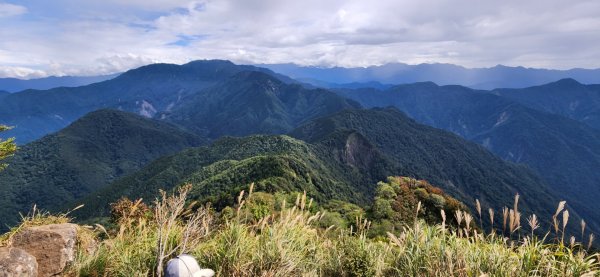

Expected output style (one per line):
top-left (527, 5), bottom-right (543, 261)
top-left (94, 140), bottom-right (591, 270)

top-left (1, 60), bottom-right (599, 237)
top-left (262, 63), bottom-right (600, 90)
top-left (0, 74), bottom-right (119, 93)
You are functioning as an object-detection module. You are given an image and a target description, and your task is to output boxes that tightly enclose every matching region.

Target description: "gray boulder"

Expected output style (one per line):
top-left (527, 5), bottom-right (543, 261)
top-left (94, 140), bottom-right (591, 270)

top-left (0, 247), bottom-right (38, 277)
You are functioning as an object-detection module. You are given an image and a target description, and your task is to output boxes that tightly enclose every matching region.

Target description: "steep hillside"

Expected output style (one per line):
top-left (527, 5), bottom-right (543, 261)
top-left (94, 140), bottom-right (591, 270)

top-left (335, 84), bottom-right (600, 231)
top-left (0, 109), bottom-right (205, 230)
top-left (0, 60), bottom-right (288, 144)
top-left (74, 108), bottom-right (559, 228)
top-left (166, 71), bottom-right (360, 138)
top-left (492, 78), bottom-right (600, 129)
top-left (290, 108), bottom-right (559, 218)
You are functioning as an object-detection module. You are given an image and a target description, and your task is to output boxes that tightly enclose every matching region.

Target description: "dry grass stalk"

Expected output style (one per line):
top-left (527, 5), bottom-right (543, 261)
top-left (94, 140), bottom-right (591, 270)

top-left (581, 219), bottom-right (586, 241)
top-left (440, 209), bottom-right (446, 233)
top-left (562, 210), bottom-right (569, 243)
top-left (464, 212), bottom-right (473, 234)
top-left (488, 208), bottom-right (495, 233)
top-left (154, 184), bottom-right (212, 277)
top-left (502, 207), bottom-right (509, 235)
top-left (553, 201), bottom-right (566, 236)
top-left (475, 199), bottom-right (482, 226)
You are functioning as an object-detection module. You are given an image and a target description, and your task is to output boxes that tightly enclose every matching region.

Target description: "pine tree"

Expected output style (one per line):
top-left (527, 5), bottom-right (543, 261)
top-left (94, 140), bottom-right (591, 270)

top-left (0, 125), bottom-right (17, 171)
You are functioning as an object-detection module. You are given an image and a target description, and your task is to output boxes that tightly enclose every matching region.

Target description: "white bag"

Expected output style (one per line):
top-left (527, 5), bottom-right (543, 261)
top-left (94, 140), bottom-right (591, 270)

top-left (165, 254), bottom-right (215, 277)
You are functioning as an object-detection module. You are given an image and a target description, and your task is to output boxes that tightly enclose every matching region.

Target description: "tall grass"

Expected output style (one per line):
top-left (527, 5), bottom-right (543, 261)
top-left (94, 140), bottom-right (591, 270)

top-left (4, 186), bottom-right (599, 276)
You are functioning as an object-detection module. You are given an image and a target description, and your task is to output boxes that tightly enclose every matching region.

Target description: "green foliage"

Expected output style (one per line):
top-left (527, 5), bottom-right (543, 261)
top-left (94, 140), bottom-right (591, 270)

top-left (368, 177), bottom-right (468, 237)
top-left (0, 125), bottom-right (16, 171)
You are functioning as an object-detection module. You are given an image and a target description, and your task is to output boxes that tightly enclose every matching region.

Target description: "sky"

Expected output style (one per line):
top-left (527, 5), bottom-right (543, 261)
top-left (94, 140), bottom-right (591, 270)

top-left (0, 0), bottom-right (599, 78)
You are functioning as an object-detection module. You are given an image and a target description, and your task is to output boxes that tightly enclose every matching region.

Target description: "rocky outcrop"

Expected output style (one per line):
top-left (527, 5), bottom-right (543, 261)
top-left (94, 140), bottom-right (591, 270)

top-left (0, 247), bottom-right (38, 277)
top-left (11, 223), bottom-right (78, 277)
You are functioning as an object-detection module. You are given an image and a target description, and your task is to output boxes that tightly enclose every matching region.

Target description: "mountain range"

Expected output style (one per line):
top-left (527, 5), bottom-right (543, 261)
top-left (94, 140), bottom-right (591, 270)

top-left (0, 60), bottom-right (598, 236)
top-left (72, 108), bottom-right (558, 227)
top-left (334, 81), bottom-right (600, 232)
top-left (0, 60), bottom-right (306, 144)
top-left (261, 63), bottom-right (600, 89)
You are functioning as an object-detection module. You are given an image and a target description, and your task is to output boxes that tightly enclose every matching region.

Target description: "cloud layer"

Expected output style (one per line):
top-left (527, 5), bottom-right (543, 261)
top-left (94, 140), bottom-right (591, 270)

top-left (0, 0), bottom-right (599, 78)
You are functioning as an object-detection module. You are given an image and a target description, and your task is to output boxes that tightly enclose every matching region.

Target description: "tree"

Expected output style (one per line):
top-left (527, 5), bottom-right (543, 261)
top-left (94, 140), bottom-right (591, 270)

top-left (0, 125), bottom-right (17, 171)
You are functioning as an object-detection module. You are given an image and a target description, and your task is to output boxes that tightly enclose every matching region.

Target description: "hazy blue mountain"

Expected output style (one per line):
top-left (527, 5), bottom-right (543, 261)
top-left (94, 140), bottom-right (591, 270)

top-left (0, 60), bottom-right (297, 144)
top-left (165, 71), bottom-right (360, 138)
top-left (74, 108), bottom-right (560, 230)
top-left (296, 79), bottom-right (394, 90)
top-left (261, 63), bottom-right (600, 89)
top-left (335, 84), bottom-right (600, 232)
top-left (0, 109), bottom-right (205, 230)
top-left (491, 78), bottom-right (600, 129)
top-left (0, 74), bottom-right (119, 93)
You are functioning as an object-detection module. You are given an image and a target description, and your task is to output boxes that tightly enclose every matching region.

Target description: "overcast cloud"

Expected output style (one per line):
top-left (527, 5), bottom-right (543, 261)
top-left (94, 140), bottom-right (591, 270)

top-left (0, 0), bottom-right (599, 78)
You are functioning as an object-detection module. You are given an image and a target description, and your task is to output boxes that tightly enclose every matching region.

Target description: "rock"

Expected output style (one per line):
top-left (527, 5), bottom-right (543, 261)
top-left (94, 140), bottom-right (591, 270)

top-left (0, 247), bottom-right (38, 277)
top-left (11, 223), bottom-right (78, 277)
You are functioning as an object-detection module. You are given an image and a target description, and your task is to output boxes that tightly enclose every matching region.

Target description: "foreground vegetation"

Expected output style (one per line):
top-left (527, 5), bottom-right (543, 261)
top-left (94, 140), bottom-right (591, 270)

top-left (1, 177), bottom-right (598, 276)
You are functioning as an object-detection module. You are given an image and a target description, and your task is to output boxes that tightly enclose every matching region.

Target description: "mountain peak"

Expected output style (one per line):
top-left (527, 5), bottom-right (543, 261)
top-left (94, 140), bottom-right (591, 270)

top-left (552, 78), bottom-right (582, 86)
top-left (183, 59), bottom-right (235, 67)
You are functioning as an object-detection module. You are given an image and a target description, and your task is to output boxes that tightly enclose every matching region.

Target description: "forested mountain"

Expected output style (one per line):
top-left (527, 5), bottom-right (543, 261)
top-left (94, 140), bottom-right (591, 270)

top-left (335, 84), bottom-right (600, 232)
top-left (491, 78), bottom-right (600, 129)
top-left (165, 71), bottom-right (360, 138)
top-left (0, 109), bottom-right (205, 230)
top-left (0, 60), bottom-right (294, 144)
top-left (262, 63), bottom-right (600, 89)
top-left (74, 108), bottom-right (560, 229)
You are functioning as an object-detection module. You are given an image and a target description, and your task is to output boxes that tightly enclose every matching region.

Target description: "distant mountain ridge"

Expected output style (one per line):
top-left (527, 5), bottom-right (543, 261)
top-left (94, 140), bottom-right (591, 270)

top-left (0, 60), bottom-right (306, 144)
top-left (0, 74), bottom-right (119, 93)
top-left (261, 63), bottom-right (600, 89)
top-left (491, 78), bottom-right (600, 129)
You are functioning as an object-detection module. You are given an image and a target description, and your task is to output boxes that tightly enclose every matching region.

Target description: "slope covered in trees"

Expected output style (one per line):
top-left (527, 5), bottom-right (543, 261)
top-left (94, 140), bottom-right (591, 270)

top-left (335, 83), bottom-right (600, 232)
top-left (73, 108), bottom-right (560, 230)
top-left (0, 109), bottom-right (205, 230)
top-left (165, 71), bottom-right (360, 138)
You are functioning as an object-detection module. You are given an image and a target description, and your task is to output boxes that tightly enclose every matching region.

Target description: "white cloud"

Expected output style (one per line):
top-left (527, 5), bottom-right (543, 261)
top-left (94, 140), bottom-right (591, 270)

top-left (0, 0), bottom-right (599, 78)
top-left (0, 2), bottom-right (26, 18)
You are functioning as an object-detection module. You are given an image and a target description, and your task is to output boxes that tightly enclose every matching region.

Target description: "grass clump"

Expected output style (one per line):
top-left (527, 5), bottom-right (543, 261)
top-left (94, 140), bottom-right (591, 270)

top-left (4, 177), bottom-right (600, 276)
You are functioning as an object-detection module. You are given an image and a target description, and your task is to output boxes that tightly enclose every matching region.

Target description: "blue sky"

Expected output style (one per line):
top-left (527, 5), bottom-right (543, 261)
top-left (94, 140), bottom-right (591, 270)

top-left (1, 0), bottom-right (599, 78)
